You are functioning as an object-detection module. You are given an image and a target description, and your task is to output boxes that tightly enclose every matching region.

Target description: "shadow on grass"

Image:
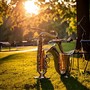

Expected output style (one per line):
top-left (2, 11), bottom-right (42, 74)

top-left (0, 53), bottom-right (21, 64)
top-left (24, 78), bottom-right (54, 90)
top-left (61, 76), bottom-right (89, 90)
top-left (0, 54), bottom-right (14, 61)
top-left (36, 78), bottom-right (54, 90)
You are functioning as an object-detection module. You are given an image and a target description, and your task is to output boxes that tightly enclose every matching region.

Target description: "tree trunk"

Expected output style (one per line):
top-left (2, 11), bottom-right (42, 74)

top-left (76, 0), bottom-right (90, 50)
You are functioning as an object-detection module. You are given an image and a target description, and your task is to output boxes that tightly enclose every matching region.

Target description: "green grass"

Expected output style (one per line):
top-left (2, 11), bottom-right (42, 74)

top-left (51, 41), bottom-right (76, 53)
top-left (62, 41), bottom-right (75, 52)
top-left (0, 45), bottom-right (90, 90)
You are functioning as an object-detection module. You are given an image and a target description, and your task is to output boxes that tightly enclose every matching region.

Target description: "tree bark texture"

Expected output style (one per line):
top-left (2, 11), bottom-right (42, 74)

top-left (76, 0), bottom-right (90, 50)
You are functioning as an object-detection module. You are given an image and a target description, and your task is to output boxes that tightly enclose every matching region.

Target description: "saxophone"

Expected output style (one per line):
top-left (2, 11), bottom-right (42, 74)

top-left (37, 32), bottom-right (57, 79)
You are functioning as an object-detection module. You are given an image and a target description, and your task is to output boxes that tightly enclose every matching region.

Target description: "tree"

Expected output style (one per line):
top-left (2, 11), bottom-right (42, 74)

top-left (0, 0), bottom-right (28, 42)
top-left (76, 0), bottom-right (90, 50)
top-left (1, 0), bottom-right (89, 51)
top-left (37, 0), bottom-right (77, 36)
top-left (38, 0), bottom-right (90, 52)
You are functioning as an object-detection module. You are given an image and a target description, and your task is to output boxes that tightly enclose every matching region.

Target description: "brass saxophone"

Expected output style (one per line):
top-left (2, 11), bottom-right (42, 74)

top-left (37, 32), bottom-right (57, 79)
top-left (47, 38), bottom-right (70, 76)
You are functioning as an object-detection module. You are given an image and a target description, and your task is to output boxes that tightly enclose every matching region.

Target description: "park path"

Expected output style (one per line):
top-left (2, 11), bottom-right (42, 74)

top-left (0, 47), bottom-right (38, 54)
top-left (0, 47), bottom-right (38, 59)
top-left (15, 47), bottom-right (37, 53)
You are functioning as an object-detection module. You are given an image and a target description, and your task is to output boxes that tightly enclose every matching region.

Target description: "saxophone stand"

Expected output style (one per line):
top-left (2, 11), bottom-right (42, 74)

top-left (38, 70), bottom-right (46, 79)
top-left (34, 72), bottom-right (46, 79)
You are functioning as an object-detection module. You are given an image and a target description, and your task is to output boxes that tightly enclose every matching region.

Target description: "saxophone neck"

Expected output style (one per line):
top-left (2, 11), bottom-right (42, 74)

top-left (39, 32), bottom-right (58, 38)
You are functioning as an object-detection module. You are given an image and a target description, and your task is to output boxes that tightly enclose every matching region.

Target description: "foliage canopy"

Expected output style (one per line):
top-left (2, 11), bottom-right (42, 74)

top-left (0, 0), bottom-right (77, 43)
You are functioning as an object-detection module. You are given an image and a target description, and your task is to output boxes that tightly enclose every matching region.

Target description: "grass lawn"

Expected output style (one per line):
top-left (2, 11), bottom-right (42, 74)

top-left (0, 43), bottom-right (90, 90)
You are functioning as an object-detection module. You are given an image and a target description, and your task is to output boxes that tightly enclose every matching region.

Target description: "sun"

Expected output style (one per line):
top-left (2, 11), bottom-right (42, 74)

top-left (24, 0), bottom-right (40, 15)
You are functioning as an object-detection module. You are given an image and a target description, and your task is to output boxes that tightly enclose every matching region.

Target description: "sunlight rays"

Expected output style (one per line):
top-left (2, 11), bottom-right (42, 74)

top-left (24, 0), bottom-right (40, 15)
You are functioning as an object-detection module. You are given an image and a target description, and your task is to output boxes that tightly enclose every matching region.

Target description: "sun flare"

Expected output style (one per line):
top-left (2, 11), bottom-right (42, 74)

top-left (24, 0), bottom-right (39, 15)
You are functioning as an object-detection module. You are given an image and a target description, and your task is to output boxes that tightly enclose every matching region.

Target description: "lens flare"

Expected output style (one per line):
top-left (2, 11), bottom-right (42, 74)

top-left (24, 0), bottom-right (40, 15)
